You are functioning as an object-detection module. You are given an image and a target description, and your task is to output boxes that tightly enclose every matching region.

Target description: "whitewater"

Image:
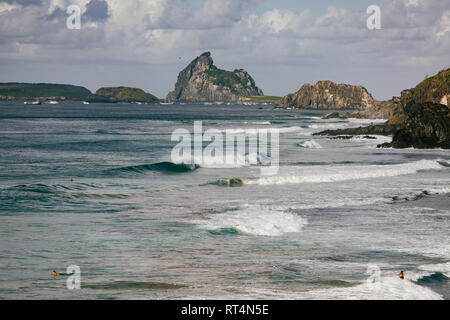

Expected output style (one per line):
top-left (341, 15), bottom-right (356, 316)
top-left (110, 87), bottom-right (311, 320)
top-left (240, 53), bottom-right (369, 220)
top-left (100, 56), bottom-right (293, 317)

top-left (0, 102), bottom-right (448, 300)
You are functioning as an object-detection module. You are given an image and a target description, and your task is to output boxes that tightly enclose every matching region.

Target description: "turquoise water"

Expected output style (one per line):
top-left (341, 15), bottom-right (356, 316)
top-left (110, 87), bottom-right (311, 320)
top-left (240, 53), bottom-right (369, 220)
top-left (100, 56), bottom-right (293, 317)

top-left (0, 102), bottom-right (449, 300)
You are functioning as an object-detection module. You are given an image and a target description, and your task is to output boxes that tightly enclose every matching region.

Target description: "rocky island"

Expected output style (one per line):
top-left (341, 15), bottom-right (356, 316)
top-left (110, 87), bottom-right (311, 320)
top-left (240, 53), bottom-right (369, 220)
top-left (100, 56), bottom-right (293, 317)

top-left (314, 68), bottom-right (450, 149)
top-left (277, 80), bottom-right (376, 111)
top-left (0, 83), bottom-right (91, 101)
top-left (86, 87), bottom-right (159, 103)
top-left (166, 52), bottom-right (264, 103)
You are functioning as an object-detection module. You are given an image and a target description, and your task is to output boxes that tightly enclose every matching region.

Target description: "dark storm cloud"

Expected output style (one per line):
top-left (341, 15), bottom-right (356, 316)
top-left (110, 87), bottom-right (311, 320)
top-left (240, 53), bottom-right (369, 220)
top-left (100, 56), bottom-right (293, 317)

top-left (84, 0), bottom-right (109, 22)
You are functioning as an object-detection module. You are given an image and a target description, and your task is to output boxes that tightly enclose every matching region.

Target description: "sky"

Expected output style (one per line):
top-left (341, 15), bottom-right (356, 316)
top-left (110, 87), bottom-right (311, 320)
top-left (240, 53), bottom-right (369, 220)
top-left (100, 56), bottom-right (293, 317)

top-left (0, 0), bottom-right (449, 100)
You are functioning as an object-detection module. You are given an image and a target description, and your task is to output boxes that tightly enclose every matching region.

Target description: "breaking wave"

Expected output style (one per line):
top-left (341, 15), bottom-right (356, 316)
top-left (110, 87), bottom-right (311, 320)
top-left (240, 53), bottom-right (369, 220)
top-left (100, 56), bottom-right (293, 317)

top-left (194, 204), bottom-right (307, 236)
top-left (243, 160), bottom-right (447, 186)
top-left (107, 162), bottom-right (199, 175)
top-left (298, 140), bottom-right (323, 149)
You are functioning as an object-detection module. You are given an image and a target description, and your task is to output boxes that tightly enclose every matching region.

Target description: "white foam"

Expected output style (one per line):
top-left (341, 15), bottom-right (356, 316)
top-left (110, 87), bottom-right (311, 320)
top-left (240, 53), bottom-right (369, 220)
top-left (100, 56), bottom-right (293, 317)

top-left (218, 126), bottom-right (302, 134)
top-left (418, 262), bottom-right (450, 277)
top-left (298, 275), bottom-right (443, 300)
top-left (186, 274), bottom-right (443, 300)
top-left (194, 204), bottom-right (307, 236)
top-left (346, 118), bottom-right (387, 125)
top-left (278, 126), bottom-right (303, 133)
top-left (426, 186), bottom-right (450, 195)
top-left (175, 152), bottom-right (267, 169)
top-left (275, 197), bottom-right (387, 211)
top-left (245, 160), bottom-right (445, 186)
top-left (298, 140), bottom-right (323, 149)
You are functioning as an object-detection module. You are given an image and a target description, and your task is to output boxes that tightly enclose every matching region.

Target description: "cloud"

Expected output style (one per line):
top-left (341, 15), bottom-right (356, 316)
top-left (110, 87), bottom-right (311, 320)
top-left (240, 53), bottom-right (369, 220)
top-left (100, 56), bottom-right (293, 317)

top-left (0, 0), bottom-right (448, 99)
top-left (84, 0), bottom-right (109, 21)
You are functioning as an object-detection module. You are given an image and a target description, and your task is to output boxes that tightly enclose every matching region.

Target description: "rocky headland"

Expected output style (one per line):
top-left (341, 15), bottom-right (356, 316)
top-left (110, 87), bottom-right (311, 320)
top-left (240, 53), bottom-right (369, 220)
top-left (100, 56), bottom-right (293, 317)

top-left (314, 68), bottom-right (450, 149)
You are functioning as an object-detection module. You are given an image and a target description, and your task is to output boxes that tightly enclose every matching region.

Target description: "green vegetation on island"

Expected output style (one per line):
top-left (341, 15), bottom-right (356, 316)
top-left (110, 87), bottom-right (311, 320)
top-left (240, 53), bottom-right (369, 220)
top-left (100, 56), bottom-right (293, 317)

top-left (0, 83), bottom-right (91, 100)
top-left (399, 68), bottom-right (450, 107)
top-left (204, 67), bottom-right (253, 95)
top-left (86, 87), bottom-right (159, 103)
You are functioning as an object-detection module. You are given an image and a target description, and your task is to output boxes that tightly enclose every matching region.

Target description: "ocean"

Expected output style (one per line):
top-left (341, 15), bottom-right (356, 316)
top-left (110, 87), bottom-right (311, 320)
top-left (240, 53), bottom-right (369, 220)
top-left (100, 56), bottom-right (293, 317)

top-left (0, 101), bottom-right (449, 300)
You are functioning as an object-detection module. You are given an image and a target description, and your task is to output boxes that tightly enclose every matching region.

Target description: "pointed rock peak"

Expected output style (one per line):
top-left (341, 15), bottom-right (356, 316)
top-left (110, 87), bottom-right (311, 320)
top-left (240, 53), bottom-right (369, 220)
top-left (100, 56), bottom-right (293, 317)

top-left (166, 52), bottom-right (264, 103)
top-left (189, 52), bottom-right (214, 72)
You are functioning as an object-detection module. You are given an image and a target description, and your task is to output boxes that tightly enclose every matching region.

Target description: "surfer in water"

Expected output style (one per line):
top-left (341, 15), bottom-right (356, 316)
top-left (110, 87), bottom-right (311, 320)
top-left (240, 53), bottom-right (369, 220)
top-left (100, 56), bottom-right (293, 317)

top-left (398, 271), bottom-right (405, 279)
top-left (51, 270), bottom-right (60, 277)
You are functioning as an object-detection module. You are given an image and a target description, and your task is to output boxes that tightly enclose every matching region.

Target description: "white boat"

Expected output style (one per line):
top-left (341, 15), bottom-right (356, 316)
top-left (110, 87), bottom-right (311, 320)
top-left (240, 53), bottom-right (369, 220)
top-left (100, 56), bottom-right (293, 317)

top-left (24, 100), bottom-right (41, 105)
top-left (82, 101), bottom-right (90, 105)
top-left (160, 102), bottom-right (174, 105)
top-left (46, 100), bottom-right (59, 105)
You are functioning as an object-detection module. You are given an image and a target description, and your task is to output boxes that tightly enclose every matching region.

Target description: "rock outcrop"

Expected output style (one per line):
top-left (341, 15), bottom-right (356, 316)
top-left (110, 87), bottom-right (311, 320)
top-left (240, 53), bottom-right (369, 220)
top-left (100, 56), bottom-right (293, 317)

top-left (346, 98), bottom-right (401, 119)
top-left (378, 101), bottom-right (450, 149)
top-left (86, 87), bottom-right (159, 103)
top-left (280, 68), bottom-right (450, 120)
top-left (314, 68), bottom-right (450, 149)
top-left (322, 112), bottom-right (348, 120)
top-left (166, 52), bottom-right (263, 103)
top-left (313, 124), bottom-right (400, 137)
top-left (277, 80), bottom-right (376, 110)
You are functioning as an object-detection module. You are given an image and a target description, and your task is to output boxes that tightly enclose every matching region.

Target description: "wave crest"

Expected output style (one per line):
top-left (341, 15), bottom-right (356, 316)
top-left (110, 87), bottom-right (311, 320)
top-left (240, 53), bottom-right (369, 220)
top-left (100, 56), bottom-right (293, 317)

top-left (194, 204), bottom-right (307, 236)
top-left (244, 160), bottom-right (447, 186)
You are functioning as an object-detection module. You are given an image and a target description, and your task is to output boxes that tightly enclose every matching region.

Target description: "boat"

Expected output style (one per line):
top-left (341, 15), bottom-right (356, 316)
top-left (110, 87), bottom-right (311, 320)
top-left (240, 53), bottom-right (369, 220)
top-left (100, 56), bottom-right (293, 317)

top-left (160, 102), bottom-right (174, 105)
top-left (82, 101), bottom-right (90, 105)
top-left (46, 100), bottom-right (59, 105)
top-left (24, 100), bottom-right (41, 105)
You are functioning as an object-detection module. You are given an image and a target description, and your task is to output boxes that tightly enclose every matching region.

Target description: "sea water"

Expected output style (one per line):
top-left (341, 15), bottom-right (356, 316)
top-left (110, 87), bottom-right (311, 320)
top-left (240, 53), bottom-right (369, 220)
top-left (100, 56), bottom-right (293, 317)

top-left (0, 102), bottom-right (448, 300)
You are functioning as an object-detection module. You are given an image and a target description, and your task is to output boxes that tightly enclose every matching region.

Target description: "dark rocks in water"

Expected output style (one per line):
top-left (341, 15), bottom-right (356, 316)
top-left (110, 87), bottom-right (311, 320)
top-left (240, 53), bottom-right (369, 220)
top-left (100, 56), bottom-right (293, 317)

top-left (322, 112), bottom-right (348, 120)
top-left (378, 101), bottom-right (450, 149)
top-left (314, 124), bottom-right (400, 137)
top-left (329, 135), bottom-right (354, 140)
top-left (327, 135), bottom-right (378, 140)
top-left (229, 178), bottom-right (244, 187)
top-left (277, 80), bottom-right (376, 110)
top-left (316, 101), bottom-right (450, 149)
top-left (166, 52), bottom-right (263, 103)
top-left (215, 177), bottom-right (244, 187)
